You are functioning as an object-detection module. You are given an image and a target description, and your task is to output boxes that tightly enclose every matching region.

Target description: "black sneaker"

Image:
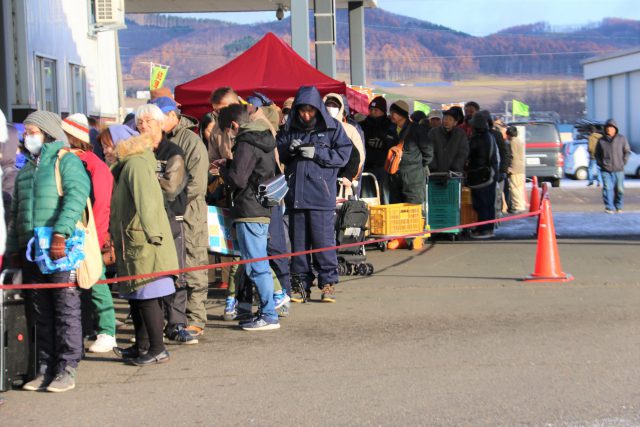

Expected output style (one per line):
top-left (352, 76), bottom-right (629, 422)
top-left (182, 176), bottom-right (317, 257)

top-left (113, 346), bottom-right (147, 360)
top-left (168, 327), bottom-right (198, 345)
top-left (130, 350), bottom-right (170, 366)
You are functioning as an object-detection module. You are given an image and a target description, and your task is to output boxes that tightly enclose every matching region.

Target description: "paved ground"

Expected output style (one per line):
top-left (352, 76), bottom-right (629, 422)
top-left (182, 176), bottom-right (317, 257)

top-left (2, 185), bottom-right (640, 426)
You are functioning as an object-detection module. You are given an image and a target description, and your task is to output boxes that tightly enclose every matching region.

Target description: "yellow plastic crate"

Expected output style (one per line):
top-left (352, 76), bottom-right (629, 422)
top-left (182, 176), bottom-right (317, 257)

top-left (369, 203), bottom-right (424, 236)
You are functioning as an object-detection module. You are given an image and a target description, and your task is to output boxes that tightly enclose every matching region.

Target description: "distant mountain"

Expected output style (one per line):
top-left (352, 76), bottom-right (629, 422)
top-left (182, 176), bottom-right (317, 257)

top-left (119, 10), bottom-right (640, 92)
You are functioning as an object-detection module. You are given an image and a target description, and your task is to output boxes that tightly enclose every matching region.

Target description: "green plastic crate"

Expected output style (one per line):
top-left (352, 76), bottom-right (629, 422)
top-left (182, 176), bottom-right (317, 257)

top-left (427, 177), bottom-right (461, 233)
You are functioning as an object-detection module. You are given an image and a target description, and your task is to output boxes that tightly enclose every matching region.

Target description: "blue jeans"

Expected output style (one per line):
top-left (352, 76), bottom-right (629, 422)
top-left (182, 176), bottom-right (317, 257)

top-left (587, 159), bottom-right (602, 185)
top-left (601, 170), bottom-right (624, 211)
top-left (235, 222), bottom-right (277, 320)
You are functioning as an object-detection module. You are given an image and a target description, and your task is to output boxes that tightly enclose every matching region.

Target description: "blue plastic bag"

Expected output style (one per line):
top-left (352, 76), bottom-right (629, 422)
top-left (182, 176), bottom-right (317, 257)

top-left (26, 226), bottom-right (86, 274)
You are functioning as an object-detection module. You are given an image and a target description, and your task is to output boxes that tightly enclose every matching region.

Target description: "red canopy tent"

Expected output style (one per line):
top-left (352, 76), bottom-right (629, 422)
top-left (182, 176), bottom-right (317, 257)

top-left (175, 32), bottom-right (369, 121)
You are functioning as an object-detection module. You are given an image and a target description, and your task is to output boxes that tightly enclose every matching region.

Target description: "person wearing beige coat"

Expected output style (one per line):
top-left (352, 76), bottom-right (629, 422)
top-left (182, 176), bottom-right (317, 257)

top-left (507, 126), bottom-right (526, 213)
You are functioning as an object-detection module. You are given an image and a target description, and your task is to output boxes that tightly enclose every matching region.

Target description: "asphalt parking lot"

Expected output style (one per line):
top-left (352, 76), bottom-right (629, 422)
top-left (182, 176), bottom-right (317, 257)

top-left (2, 183), bottom-right (640, 426)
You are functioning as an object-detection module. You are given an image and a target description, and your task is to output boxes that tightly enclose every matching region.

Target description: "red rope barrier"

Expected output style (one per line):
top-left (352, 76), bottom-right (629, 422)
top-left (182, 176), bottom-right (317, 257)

top-left (0, 210), bottom-right (541, 290)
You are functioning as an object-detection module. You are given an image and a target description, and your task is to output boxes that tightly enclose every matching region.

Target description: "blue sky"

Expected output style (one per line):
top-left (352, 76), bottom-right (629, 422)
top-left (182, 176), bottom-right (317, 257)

top-left (176, 0), bottom-right (639, 36)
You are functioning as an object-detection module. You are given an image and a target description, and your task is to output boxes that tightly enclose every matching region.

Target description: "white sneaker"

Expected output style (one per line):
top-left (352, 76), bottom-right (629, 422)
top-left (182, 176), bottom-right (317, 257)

top-left (88, 334), bottom-right (117, 353)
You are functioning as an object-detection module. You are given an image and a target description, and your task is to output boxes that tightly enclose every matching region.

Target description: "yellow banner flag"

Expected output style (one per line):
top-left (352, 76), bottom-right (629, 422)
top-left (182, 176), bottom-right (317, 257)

top-left (150, 64), bottom-right (169, 90)
top-left (512, 99), bottom-right (530, 117)
top-left (414, 100), bottom-right (431, 115)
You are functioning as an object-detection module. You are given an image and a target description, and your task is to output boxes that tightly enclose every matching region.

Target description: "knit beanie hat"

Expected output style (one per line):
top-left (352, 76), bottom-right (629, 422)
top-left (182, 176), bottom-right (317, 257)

top-left (108, 124), bottom-right (139, 148)
top-left (389, 100), bottom-right (410, 119)
top-left (24, 111), bottom-right (68, 144)
top-left (369, 96), bottom-right (387, 113)
top-left (61, 113), bottom-right (90, 144)
top-left (470, 110), bottom-right (491, 129)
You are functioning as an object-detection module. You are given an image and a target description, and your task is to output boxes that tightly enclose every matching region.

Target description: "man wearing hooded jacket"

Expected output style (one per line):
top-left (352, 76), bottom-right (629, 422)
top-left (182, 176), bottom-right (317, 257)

top-left (277, 86), bottom-right (352, 303)
top-left (595, 119), bottom-right (631, 213)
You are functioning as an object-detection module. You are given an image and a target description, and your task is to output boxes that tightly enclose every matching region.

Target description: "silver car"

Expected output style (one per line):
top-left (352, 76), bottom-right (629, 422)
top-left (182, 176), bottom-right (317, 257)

top-left (563, 140), bottom-right (590, 180)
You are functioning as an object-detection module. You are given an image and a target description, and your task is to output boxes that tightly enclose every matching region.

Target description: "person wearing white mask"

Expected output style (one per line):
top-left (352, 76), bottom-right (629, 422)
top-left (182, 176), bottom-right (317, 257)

top-left (323, 94), bottom-right (365, 198)
top-left (8, 110), bottom-right (91, 392)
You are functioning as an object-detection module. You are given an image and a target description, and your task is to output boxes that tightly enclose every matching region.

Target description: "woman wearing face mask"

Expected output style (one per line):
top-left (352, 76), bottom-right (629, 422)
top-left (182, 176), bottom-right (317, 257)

top-left (8, 111), bottom-right (91, 393)
top-left (323, 94), bottom-right (365, 198)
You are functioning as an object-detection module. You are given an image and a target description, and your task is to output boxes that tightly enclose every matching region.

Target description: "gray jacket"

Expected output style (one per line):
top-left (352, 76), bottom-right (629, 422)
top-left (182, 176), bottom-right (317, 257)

top-left (595, 119), bottom-right (631, 172)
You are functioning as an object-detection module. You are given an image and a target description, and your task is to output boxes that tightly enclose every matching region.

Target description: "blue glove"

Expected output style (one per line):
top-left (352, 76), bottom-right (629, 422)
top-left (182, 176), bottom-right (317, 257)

top-left (289, 139), bottom-right (303, 153)
top-left (299, 146), bottom-right (315, 159)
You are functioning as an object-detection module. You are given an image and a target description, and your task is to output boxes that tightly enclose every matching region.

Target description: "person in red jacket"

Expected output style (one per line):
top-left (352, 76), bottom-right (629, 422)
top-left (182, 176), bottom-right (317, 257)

top-left (61, 114), bottom-right (117, 353)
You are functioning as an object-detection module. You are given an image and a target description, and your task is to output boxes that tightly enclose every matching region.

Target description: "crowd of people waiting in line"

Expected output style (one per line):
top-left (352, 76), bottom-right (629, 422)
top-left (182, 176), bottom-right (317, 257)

top-left (0, 85), bottom-right (529, 393)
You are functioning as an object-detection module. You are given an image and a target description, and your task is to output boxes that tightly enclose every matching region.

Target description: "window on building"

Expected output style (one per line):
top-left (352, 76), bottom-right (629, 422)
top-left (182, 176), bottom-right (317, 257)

top-left (69, 64), bottom-right (87, 114)
top-left (88, 0), bottom-right (97, 25)
top-left (35, 56), bottom-right (58, 113)
top-left (87, 0), bottom-right (97, 36)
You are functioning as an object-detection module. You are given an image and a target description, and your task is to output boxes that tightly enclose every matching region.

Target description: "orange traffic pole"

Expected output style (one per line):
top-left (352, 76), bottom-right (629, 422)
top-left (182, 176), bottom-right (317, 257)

top-left (529, 176), bottom-right (540, 213)
top-left (524, 197), bottom-right (573, 282)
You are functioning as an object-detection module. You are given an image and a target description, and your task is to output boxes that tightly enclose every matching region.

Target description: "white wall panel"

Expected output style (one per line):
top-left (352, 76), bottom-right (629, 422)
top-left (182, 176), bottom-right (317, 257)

top-left (611, 74), bottom-right (627, 136)
top-left (629, 71), bottom-right (640, 150)
top-left (593, 78), bottom-right (610, 121)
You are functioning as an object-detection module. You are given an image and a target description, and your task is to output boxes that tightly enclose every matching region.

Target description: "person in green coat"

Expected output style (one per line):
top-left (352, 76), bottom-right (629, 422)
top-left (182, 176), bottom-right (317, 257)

top-left (9, 111), bottom-right (91, 393)
top-left (110, 134), bottom-right (179, 367)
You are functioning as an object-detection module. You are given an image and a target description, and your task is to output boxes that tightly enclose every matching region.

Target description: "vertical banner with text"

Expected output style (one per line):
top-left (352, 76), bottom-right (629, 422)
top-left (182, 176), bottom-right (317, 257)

top-left (150, 63), bottom-right (170, 91)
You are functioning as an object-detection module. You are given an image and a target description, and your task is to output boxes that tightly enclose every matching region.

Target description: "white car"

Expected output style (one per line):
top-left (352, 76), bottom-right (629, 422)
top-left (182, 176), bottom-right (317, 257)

top-left (564, 140), bottom-right (640, 180)
top-left (624, 152), bottom-right (640, 178)
top-left (563, 140), bottom-right (590, 180)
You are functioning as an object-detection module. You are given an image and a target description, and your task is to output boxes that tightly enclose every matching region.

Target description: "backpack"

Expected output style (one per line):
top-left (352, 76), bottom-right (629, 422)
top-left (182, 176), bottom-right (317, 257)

top-left (54, 149), bottom-right (103, 289)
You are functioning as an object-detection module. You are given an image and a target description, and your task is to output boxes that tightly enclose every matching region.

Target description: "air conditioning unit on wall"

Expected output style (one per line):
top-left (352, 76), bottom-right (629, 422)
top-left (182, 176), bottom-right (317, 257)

top-left (94, 0), bottom-right (125, 30)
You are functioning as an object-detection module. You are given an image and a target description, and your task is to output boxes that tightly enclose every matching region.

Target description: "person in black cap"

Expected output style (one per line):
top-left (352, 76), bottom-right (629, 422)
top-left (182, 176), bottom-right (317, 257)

top-left (427, 109), bottom-right (469, 174)
top-left (360, 96), bottom-right (392, 201)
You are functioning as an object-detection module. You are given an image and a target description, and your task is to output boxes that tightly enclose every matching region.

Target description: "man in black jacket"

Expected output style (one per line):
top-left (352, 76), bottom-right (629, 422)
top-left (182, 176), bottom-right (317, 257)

top-left (360, 96), bottom-right (392, 202)
top-left (427, 109), bottom-right (469, 174)
top-left (216, 104), bottom-right (280, 331)
top-left (467, 110), bottom-right (499, 239)
top-left (489, 117), bottom-right (511, 215)
top-left (136, 104), bottom-right (195, 344)
top-left (595, 119), bottom-right (631, 213)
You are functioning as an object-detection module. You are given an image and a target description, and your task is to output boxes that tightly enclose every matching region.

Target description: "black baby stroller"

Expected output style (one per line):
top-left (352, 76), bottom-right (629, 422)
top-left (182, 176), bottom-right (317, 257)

top-left (335, 181), bottom-right (374, 276)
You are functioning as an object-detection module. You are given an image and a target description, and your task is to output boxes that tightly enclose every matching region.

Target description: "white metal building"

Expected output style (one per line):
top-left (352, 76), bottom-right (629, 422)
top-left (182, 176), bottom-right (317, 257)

top-left (583, 47), bottom-right (640, 150)
top-left (0, 0), bottom-right (123, 122)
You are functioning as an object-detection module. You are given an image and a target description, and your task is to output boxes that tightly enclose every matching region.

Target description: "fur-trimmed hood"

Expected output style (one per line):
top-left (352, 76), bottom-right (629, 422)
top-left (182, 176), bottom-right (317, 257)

top-left (115, 134), bottom-right (154, 159)
top-left (111, 134), bottom-right (155, 181)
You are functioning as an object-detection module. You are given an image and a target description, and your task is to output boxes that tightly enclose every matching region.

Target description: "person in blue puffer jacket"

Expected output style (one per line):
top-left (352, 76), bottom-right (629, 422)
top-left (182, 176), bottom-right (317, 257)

top-left (277, 86), bottom-right (352, 303)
